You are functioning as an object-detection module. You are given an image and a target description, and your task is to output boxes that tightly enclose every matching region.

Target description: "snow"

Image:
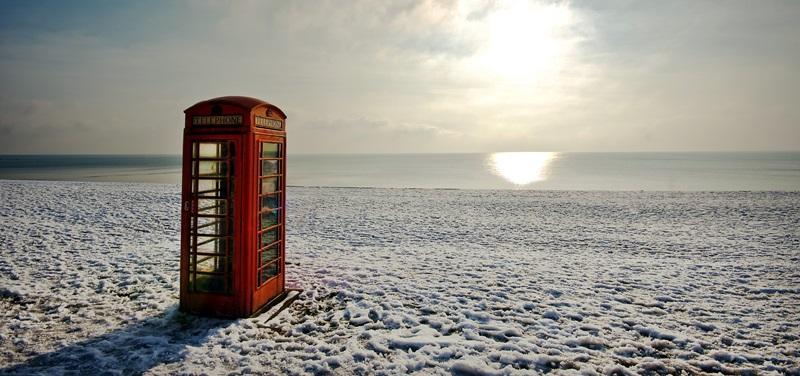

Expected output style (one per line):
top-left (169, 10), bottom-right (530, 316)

top-left (1, 180), bottom-right (799, 375)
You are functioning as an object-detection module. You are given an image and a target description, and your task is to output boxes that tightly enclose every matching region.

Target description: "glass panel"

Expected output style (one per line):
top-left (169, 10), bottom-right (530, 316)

top-left (196, 255), bottom-right (228, 273)
top-left (259, 245), bottom-right (279, 267)
top-left (257, 141), bottom-right (282, 289)
top-left (259, 261), bottom-right (280, 285)
top-left (196, 236), bottom-right (230, 254)
top-left (260, 193), bottom-right (280, 210)
top-left (260, 177), bottom-right (279, 193)
top-left (197, 179), bottom-right (226, 197)
top-left (197, 160), bottom-right (228, 177)
top-left (261, 143), bottom-right (280, 158)
top-left (195, 221), bottom-right (220, 236)
top-left (193, 274), bottom-right (226, 293)
top-left (260, 209), bottom-right (280, 229)
top-left (198, 199), bottom-right (227, 215)
top-left (189, 140), bottom-right (234, 294)
top-left (261, 160), bottom-right (279, 176)
top-left (195, 216), bottom-right (222, 228)
top-left (260, 228), bottom-right (279, 247)
top-left (199, 142), bottom-right (229, 158)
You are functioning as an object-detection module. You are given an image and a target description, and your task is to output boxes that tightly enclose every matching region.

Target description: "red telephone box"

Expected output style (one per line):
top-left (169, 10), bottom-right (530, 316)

top-left (180, 96), bottom-right (287, 318)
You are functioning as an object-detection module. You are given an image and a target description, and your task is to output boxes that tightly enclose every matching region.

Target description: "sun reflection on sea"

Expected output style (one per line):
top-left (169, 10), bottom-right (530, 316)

top-left (488, 152), bottom-right (559, 186)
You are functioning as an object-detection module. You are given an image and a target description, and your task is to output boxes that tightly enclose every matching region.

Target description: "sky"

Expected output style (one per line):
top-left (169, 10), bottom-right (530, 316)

top-left (0, 0), bottom-right (798, 154)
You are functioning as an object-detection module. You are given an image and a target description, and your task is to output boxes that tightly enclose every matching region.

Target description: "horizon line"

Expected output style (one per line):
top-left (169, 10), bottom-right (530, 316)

top-left (1, 150), bottom-right (800, 157)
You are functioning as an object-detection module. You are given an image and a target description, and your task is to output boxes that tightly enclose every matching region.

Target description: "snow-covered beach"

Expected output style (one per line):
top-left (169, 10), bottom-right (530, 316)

top-left (1, 180), bottom-right (798, 375)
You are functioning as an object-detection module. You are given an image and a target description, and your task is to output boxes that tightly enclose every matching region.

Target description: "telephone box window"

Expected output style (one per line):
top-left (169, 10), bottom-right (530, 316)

top-left (257, 141), bottom-right (282, 286)
top-left (259, 262), bottom-right (280, 284)
top-left (261, 160), bottom-right (279, 175)
top-left (261, 226), bottom-right (279, 244)
top-left (261, 210), bottom-right (279, 229)
top-left (260, 177), bottom-right (279, 193)
top-left (189, 141), bottom-right (234, 294)
top-left (261, 143), bottom-right (280, 158)
top-left (260, 193), bottom-right (279, 209)
top-left (259, 245), bottom-right (279, 266)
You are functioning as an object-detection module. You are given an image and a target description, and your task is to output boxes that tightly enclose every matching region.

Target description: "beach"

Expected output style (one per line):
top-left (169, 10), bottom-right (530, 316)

top-left (0, 180), bottom-right (798, 374)
top-left (3, 0), bottom-right (800, 373)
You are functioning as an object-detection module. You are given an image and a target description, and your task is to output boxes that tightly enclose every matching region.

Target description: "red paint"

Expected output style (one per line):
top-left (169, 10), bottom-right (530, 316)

top-left (180, 96), bottom-right (287, 318)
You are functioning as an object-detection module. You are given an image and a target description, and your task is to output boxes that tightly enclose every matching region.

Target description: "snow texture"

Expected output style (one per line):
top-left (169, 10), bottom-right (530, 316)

top-left (0, 180), bottom-right (799, 375)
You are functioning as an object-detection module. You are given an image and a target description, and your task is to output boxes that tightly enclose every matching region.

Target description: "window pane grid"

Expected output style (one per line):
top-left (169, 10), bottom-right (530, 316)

top-left (192, 236), bottom-right (232, 245)
top-left (189, 141), bottom-right (234, 294)
top-left (258, 244), bottom-right (280, 267)
top-left (257, 258), bottom-right (281, 285)
top-left (194, 219), bottom-right (225, 230)
top-left (257, 257), bottom-right (281, 270)
top-left (258, 240), bottom-right (281, 252)
top-left (256, 142), bottom-right (282, 288)
top-left (257, 224), bottom-right (281, 235)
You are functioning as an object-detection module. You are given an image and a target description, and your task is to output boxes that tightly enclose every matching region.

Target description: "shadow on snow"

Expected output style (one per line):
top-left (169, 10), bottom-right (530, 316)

top-left (1, 305), bottom-right (237, 375)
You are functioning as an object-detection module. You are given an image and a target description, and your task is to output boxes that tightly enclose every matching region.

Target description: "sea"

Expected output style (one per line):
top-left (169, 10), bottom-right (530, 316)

top-left (0, 152), bottom-right (798, 191)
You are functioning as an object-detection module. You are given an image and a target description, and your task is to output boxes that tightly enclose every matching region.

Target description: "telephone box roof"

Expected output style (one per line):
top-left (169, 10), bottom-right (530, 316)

top-left (184, 96), bottom-right (286, 119)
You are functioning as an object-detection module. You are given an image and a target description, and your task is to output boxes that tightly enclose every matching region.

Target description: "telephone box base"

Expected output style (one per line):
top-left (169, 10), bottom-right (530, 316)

top-left (251, 288), bottom-right (304, 321)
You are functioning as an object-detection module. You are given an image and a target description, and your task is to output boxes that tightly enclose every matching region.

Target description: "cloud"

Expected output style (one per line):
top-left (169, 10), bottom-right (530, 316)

top-left (290, 115), bottom-right (465, 153)
top-left (0, 0), bottom-right (798, 154)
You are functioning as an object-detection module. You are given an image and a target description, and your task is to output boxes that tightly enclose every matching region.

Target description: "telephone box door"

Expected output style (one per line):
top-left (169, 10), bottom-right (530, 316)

top-left (252, 137), bottom-right (285, 309)
top-left (180, 136), bottom-right (242, 316)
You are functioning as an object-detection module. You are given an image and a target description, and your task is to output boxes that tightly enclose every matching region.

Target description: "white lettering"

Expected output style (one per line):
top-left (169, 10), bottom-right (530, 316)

top-left (192, 115), bottom-right (243, 126)
top-left (255, 116), bottom-right (283, 130)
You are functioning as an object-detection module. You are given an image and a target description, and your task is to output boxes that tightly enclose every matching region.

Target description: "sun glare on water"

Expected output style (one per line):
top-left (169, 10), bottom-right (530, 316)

top-left (489, 152), bottom-right (558, 186)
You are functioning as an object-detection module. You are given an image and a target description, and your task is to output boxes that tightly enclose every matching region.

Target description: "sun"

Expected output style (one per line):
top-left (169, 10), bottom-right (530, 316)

top-left (473, 1), bottom-right (574, 83)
